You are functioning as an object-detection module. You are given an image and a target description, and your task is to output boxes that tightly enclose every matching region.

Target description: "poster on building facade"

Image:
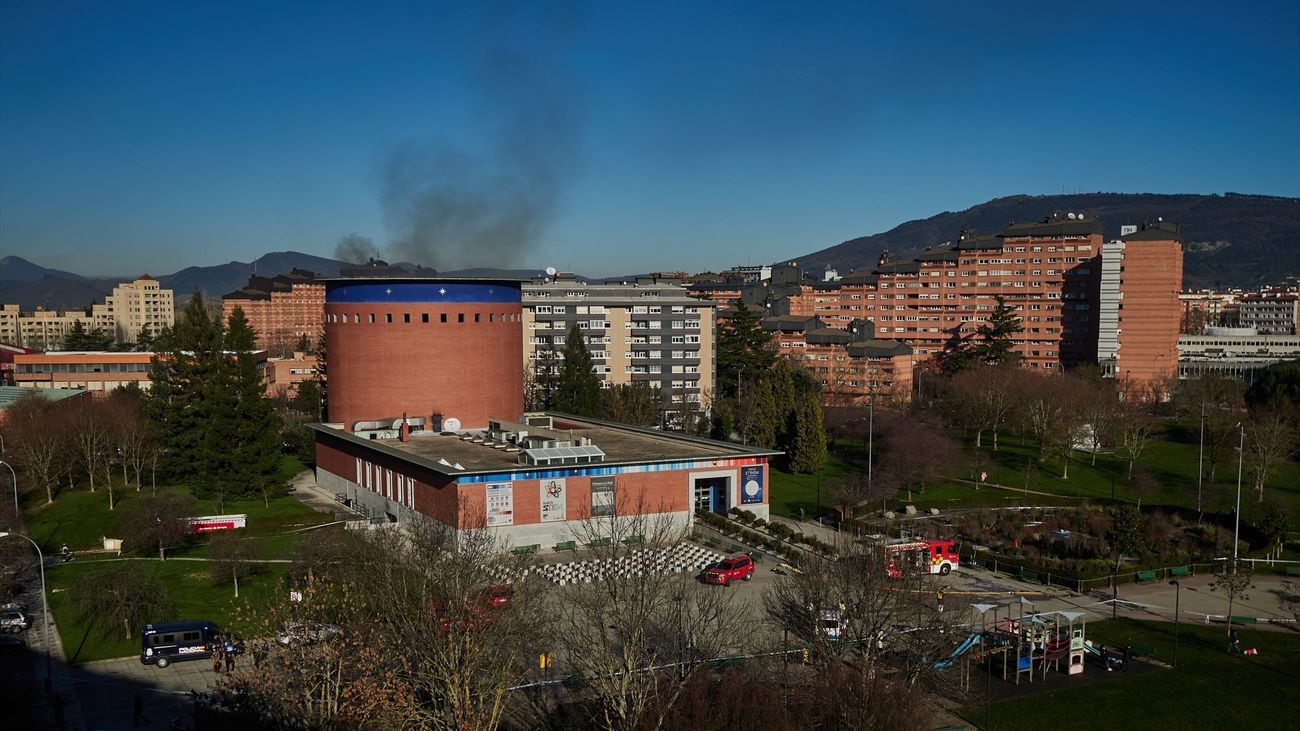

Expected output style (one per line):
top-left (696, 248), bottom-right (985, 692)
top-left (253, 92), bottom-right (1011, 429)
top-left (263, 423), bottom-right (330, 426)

top-left (740, 466), bottom-right (764, 504)
top-left (541, 478), bottom-right (566, 522)
top-left (590, 476), bottom-right (616, 516)
top-left (486, 482), bottom-right (514, 526)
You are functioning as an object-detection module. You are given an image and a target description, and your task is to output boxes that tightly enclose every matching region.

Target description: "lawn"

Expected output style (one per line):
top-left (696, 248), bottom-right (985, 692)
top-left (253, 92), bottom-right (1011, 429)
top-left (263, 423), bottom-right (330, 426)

top-left (957, 618), bottom-right (1300, 730)
top-left (45, 557), bottom-right (292, 664)
top-left (23, 456), bottom-right (321, 553)
top-left (777, 420), bottom-right (1300, 524)
top-left (767, 453), bottom-right (857, 519)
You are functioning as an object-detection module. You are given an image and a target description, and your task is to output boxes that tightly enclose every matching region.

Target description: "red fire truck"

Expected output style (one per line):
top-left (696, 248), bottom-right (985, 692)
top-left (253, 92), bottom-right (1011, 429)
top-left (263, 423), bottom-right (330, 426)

top-left (884, 539), bottom-right (959, 579)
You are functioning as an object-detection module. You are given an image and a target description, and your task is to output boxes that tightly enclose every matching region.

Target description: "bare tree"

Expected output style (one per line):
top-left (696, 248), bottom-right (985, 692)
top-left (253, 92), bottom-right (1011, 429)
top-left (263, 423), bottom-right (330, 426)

top-left (1079, 379), bottom-right (1120, 465)
top-left (554, 500), bottom-right (752, 731)
top-left (3, 394), bottom-right (72, 504)
top-left (72, 564), bottom-right (174, 640)
top-left (120, 492), bottom-right (196, 559)
top-left (949, 365), bottom-right (1017, 450)
top-left (878, 413), bottom-right (961, 501)
top-left (1113, 400), bottom-right (1156, 479)
top-left (70, 398), bottom-right (110, 493)
top-left (1245, 408), bottom-right (1297, 503)
top-left (209, 533), bottom-right (262, 598)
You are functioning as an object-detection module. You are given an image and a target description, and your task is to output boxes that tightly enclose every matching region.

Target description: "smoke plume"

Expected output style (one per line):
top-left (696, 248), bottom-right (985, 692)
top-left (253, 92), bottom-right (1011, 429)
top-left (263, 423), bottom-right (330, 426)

top-left (381, 47), bottom-right (583, 270)
top-left (334, 233), bottom-right (381, 264)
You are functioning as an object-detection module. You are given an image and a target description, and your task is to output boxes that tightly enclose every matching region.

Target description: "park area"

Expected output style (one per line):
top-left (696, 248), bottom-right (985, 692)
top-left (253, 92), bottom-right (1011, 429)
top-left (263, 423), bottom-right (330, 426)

top-left (19, 455), bottom-right (340, 664)
top-left (958, 618), bottom-right (1300, 730)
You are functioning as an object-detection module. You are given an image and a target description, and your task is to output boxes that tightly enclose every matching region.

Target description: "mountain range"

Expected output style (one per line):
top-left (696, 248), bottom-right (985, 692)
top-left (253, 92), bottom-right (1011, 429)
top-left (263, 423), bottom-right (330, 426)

top-left (2, 192), bottom-right (1296, 311)
top-left (795, 192), bottom-right (1298, 289)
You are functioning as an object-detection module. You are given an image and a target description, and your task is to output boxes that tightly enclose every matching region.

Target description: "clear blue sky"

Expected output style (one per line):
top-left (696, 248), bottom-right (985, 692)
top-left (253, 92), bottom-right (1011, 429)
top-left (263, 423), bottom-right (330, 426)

top-left (2, 1), bottom-right (1297, 278)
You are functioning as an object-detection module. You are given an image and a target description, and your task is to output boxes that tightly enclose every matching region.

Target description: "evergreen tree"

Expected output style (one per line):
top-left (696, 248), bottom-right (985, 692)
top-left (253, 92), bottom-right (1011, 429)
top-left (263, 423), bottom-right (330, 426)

top-left (147, 294), bottom-right (225, 487)
top-left (787, 391), bottom-right (827, 474)
top-left (63, 320), bottom-right (115, 350)
top-left (971, 296), bottom-right (1022, 366)
top-left (224, 308), bottom-right (284, 508)
top-left (770, 359), bottom-right (799, 447)
top-left (716, 304), bottom-right (776, 400)
top-left (601, 382), bottom-right (661, 427)
top-left (748, 379), bottom-right (781, 449)
top-left (553, 324), bottom-right (602, 417)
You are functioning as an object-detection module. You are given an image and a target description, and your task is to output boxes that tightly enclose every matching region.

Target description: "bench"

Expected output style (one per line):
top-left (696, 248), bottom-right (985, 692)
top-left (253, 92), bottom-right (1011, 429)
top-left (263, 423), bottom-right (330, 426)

top-left (1019, 568), bottom-right (1039, 582)
top-left (552, 541), bottom-right (577, 552)
top-left (587, 538), bottom-right (612, 548)
top-left (511, 544), bottom-right (540, 555)
top-left (1136, 570), bottom-right (1159, 582)
top-left (620, 535), bottom-right (645, 545)
top-left (1170, 566), bottom-right (1193, 578)
top-left (1284, 566), bottom-right (1300, 577)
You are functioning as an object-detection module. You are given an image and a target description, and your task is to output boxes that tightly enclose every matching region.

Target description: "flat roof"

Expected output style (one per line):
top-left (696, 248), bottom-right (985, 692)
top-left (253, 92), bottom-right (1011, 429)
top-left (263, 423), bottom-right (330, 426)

top-left (311, 414), bottom-right (780, 477)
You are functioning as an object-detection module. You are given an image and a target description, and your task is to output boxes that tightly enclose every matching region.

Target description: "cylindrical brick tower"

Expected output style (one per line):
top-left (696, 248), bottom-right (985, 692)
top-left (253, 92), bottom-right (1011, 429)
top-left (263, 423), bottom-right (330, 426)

top-left (324, 278), bottom-right (523, 431)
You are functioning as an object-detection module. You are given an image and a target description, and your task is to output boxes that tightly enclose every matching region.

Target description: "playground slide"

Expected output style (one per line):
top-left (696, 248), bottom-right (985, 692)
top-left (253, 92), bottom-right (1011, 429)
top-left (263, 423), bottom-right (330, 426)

top-left (934, 633), bottom-right (982, 669)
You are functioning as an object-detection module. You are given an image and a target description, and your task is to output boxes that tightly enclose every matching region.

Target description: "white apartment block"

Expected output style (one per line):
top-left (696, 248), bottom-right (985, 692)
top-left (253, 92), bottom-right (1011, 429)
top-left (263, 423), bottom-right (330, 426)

top-left (522, 277), bottom-right (716, 424)
top-left (1, 276), bottom-right (175, 348)
top-left (106, 275), bottom-right (175, 342)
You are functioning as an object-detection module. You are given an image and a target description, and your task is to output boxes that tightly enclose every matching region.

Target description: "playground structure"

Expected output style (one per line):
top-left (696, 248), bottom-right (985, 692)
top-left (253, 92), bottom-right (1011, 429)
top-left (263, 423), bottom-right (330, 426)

top-left (934, 599), bottom-right (1122, 688)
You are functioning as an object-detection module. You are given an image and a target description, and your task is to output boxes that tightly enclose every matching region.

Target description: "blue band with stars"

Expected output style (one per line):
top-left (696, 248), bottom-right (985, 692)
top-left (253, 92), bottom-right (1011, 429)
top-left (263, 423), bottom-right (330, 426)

top-left (326, 281), bottom-right (521, 304)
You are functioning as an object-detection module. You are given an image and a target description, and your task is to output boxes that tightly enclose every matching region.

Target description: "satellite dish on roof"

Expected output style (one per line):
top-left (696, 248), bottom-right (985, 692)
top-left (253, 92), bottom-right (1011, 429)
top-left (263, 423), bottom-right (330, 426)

top-left (443, 417), bottom-right (461, 432)
top-left (545, 266), bottom-right (557, 277)
top-left (1067, 212), bottom-right (1077, 220)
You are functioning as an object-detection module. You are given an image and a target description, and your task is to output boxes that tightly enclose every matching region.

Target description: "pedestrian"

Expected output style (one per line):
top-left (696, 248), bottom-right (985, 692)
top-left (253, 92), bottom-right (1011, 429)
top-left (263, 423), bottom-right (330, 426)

top-left (1228, 627), bottom-right (1242, 654)
top-left (133, 693), bottom-right (149, 726)
top-left (224, 644), bottom-right (235, 672)
top-left (253, 641), bottom-right (267, 669)
top-left (212, 645), bottom-right (223, 674)
top-left (1122, 644), bottom-right (1132, 672)
top-left (936, 589), bottom-right (945, 614)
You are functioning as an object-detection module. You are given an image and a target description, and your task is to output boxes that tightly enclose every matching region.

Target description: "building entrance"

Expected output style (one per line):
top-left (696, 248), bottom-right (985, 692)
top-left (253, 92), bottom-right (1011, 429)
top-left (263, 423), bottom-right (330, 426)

top-left (692, 477), bottom-right (729, 515)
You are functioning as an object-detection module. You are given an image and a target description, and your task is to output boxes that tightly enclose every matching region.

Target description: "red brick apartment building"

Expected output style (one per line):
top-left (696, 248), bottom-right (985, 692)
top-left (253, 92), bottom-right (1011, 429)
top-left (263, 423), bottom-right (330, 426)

top-left (696, 213), bottom-right (1182, 394)
top-left (762, 315), bottom-right (914, 405)
top-left (1097, 221), bottom-right (1184, 391)
top-left (222, 269), bottom-right (325, 355)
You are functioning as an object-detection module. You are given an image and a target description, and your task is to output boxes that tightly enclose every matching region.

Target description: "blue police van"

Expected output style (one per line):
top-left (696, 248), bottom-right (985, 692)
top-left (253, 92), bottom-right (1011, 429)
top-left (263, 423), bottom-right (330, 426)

top-left (140, 620), bottom-right (223, 668)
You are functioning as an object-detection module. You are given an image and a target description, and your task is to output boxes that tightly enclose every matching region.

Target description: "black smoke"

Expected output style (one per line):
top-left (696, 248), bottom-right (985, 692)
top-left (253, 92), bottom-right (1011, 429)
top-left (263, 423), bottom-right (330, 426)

top-left (334, 233), bottom-right (381, 264)
top-left (381, 46), bottom-right (583, 271)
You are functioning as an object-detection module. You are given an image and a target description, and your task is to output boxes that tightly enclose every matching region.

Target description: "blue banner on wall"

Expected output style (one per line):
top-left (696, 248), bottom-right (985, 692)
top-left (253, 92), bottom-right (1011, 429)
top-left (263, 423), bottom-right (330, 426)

top-left (740, 466), bottom-right (764, 504)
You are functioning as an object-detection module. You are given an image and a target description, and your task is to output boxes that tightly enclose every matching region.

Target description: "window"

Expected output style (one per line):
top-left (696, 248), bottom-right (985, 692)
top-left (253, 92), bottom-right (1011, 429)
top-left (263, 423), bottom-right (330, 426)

top-left (440, 313), bottom-right (447, 323)
top-left (403, 313), bottom-right (410, 323)
top-left (368, 314), bottom-right (375, 323)
top-left (421, 313), bottom-right (429, 323)
top-left (458, 313), bottom-right (465, 323)
top-left (474, 313), bottom-right (481, 322)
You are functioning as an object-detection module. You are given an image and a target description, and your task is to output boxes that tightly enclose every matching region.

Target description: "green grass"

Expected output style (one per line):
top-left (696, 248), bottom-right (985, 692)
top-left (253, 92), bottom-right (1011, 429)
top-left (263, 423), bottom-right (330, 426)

top-left (957, 618), bottom-right (1300, 730)
top-left (781, 421), bottom-right (1300, 522)
top-left (46, 558), bottom-right (290, 664)
top-left (767, 454), bottom-right (857, 519)
top-left (23, 457), bottom-right (322, 554)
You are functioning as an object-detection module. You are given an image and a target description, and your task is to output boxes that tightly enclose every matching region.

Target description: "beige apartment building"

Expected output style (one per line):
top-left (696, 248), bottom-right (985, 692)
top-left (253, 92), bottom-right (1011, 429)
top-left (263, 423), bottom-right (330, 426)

top-left (522, 276), bottom-right (715, 426)
top-left (106, 275), bottom-right (175, 342)
top-left (0, 275), bottom-right (174, 348)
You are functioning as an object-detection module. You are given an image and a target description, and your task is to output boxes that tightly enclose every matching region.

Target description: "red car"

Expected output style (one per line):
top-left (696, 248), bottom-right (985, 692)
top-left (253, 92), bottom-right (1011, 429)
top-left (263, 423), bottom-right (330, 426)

top-left (433, 586), bottom-right (513, 632)
top-left (703, 555), bottom-right (755, 586)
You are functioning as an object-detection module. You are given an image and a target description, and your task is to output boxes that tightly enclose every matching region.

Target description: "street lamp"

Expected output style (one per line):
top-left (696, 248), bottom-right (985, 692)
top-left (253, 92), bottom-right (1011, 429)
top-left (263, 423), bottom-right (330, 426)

top-left (1169, 580), bottom-right (1181, 668)
top-left (1196, 401), bottom-right (1205, 517)
top-left (0, 459), bottom-right (16, 516)
top-left (0, 532), bottom-right (51, 681)
top-left (1234, 423), bottom-right (1244, 573)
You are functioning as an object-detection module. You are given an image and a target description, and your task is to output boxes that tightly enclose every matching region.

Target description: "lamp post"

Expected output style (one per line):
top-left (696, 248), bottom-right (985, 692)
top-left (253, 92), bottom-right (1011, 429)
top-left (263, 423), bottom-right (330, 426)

top-left (1196, 400), bottom-right (1205, 517)
top-left (1169, 580), bottom-right (1181, 668)
top-left (0, 459), bottom-right (16, 516)
top-left (1233, 424), bottom-right (1244, 573)
top-left (0, 532), bottom-right (51, 681)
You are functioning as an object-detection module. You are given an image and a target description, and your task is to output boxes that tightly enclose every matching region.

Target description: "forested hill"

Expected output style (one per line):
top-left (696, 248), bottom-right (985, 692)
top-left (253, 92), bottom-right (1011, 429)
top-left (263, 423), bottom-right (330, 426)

top-left (793, 193), bottom-right (1298, 289)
